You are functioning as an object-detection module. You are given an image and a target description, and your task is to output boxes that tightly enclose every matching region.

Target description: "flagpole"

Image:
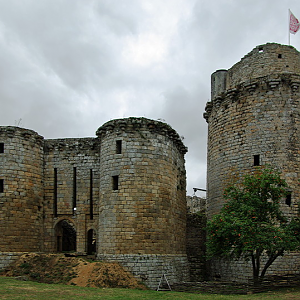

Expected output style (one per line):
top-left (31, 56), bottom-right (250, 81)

top-left (289, 9), bottom-right (290, 45)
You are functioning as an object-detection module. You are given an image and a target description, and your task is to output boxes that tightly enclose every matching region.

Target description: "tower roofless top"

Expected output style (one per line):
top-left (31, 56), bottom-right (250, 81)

top-left (209, 43), bottom-right (300, 102)
top-left (96, 117), bottom-right (188, 154)
top-left (226, 43), bottom-right (300, 89)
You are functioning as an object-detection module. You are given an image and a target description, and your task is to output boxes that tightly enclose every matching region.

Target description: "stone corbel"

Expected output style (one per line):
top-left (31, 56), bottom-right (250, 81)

top-left (268, 79), bottom-right (280, 89)
top-left (205, 102), bottom-right (212, 114)
top-left (214, 96), bottom-right (223, 108)
top-left (290, 81), bottom-right (300, 92)
top-left (226, 88), bottom-right (238, 101)
top-left (244, 82), bottom-right (257, 93)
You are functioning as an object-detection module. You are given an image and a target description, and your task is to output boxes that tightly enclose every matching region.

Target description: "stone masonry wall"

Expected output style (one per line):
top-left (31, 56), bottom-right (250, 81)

top-left (210, 253), bottom-right (300, 283)
top-left (0, 127), bottom-right (44, 252)
top-left (0, 252), bottom-right (27, 271)
top-left (97, 254), bottom-right (189, 289)
top-left (186, 213), bottom-right (207, 281)
top-left (43, 138), bottom-right (100, 253)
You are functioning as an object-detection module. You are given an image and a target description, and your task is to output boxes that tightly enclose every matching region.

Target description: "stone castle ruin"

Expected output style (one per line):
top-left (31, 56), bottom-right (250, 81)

top-left (204, 43), bottom-right (300, 280)
top-left (0, 117), bottom-right (189, 288)
top-left (1, 42), bottom-right (300, 287)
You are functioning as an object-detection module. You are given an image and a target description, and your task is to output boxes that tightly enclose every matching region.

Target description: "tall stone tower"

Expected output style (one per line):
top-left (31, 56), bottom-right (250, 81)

top-left (0, 127), bottom-right (44, 252)
top-left (204, 43), bottom-right (300, 219)
top-left (204, 43), bottom-right (300, 281)
top-left (96, 117), bottom-right (189, 288)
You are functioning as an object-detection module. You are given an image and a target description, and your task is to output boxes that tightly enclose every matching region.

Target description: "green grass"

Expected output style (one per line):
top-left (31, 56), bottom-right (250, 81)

top-left (0, 277), bottom-right (300, 300)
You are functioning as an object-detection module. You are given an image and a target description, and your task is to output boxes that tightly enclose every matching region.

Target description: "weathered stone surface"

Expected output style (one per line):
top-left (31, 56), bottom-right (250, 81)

top-left (0, 117), bottom-right (188, 288)
top-left (205, 43), bottom-right (300, 281)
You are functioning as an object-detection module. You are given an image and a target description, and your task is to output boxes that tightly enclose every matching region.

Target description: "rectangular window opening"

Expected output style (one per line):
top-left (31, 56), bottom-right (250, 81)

top-left (253, 155), bottom-right (260, 166)
top-left (90, 169), bottom-right (93, 220)
top-left (112, 175), bottom-right (119, 191)
top-left (0, 179), bottom-right (3, 193)
top-left (0, 143), bottom-right (4, 153)
top-left (286, 193), bottom-right (292, 207)
top-left (54, 168), bottom-right (58, 217)
top-left (116, 140), bottom-right (122, 154)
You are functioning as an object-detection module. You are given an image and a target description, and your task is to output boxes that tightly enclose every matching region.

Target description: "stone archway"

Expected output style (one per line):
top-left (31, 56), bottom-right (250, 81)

top-left (55, 219), bottom-right (76, 252)
top-left (87, 229), bottom-right (96, 255)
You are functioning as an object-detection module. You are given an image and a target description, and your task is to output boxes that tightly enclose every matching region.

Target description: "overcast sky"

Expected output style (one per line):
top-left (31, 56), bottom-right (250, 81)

top-left (0, 0), bottom-right (300, 195)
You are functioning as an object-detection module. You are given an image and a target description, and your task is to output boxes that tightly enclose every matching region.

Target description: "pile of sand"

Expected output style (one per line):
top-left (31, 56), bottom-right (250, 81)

top-left (3, 253), bottom-right (146, 289)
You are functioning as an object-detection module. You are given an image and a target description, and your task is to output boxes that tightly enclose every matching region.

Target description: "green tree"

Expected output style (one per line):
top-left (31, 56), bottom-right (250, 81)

top-left (206, 167), bottom-right (300, 284)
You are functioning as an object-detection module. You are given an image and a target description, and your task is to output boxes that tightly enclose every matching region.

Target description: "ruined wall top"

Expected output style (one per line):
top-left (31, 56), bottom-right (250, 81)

top-left (205, 43), bottom-right (300, 122)
top-left (96, 117), bottom-right (188, 154)
top-left (44, 137), bottom-right (99, 152)
top-left (210, 43), bottom-right (300, 100)
top-left (0, 126), bottom-right (44, 146)
top-left (227, 43), bottom-right (300, 87)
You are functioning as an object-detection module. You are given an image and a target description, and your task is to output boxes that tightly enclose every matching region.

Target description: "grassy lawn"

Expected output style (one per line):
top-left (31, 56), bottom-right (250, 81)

top-left (1, 277), bottom-right (300, 300)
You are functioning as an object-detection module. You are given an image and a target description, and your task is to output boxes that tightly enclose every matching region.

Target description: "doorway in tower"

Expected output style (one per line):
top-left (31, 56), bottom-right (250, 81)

top-left (87, 229), bottom-right (96, 255)
top-left (55, 219), bottom-right (76, 252)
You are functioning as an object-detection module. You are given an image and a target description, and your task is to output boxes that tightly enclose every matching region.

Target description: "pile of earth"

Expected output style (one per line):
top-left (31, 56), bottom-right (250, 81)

top-left (2, 253), bottom-right (146, 289)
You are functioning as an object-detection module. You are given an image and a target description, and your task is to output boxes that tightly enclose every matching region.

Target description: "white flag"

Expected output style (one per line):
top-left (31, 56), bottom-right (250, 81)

top-left (289, 10), bottom-right (300, 34)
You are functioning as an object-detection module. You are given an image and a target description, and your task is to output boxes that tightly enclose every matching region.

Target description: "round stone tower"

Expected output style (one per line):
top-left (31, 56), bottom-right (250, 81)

top-left (96, 117), bottom-right (188, 288)
top-left (204, 43), bottom-right (300, 219)
top-left (0, 127), bottom-right (44, 251)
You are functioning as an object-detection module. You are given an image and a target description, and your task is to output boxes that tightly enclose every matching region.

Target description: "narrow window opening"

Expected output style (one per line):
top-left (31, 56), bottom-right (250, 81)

top-left (73, 167), bottom-right (77, 214)
top-left (87, 229), bottom-right (96, 255)
top-left (0, 179), bottom-right (3, 193)
top-left (286, 193), bottom-right (292, 207)
top-left (54, 168), bottom-right (58, 217)
top-left (57, 236), bottom-right (62, 252)
top-left (90, 169), bottom-right (93, 220)
top-left (258, 47), bottom-right (264, 53)
top-left (116, 140), bottom-right (122, 154)
top-left (112, 175), bottom-right (119, 191)
top-left (0, 143), bottom-right (4, 153)
top-left (278, 54), bottom-right (282, 58)
top-left (253, 155), bottom-right (260, 166)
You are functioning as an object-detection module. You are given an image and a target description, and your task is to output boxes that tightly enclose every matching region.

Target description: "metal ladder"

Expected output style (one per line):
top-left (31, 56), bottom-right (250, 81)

top-left (156, 274), bottom-right (172, 291)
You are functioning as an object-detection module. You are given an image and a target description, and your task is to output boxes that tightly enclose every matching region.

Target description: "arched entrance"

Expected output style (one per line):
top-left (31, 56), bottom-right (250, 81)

top-left (87, 229), bottom-right (96, 255)
top-left (55, 219), bottom-right (76, 252)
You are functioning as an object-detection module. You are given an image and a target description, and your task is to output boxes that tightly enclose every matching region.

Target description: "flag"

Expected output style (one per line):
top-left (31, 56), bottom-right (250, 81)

top-left (289, 10), bottom-right (300, 34)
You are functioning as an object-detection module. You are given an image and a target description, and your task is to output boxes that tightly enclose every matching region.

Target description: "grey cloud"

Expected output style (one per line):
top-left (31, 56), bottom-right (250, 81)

top-left (0, 0), bottom-right (300, 194)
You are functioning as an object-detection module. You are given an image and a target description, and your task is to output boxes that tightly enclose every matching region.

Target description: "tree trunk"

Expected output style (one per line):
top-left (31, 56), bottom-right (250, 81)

top-left (251, 252), bottom-right (260, 286)
top-left (259, 250), bottom-right (284, 282)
